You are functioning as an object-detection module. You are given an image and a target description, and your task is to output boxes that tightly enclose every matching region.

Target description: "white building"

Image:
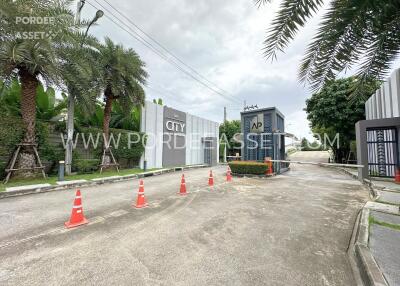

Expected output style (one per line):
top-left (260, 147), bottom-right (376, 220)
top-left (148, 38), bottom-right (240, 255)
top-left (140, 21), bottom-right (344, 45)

top-left (140, 101), bottom-right (219, 169)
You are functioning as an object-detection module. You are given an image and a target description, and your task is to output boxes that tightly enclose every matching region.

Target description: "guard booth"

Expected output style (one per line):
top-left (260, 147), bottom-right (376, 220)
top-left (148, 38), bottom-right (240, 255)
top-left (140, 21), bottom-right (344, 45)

top-left (241, 107), bottom-right (286, 173)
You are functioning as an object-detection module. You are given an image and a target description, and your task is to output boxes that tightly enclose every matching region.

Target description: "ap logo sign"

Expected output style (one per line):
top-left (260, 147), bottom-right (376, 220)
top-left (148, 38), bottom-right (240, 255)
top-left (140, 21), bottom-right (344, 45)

top-left (250, 113), bottom-right (264, 133)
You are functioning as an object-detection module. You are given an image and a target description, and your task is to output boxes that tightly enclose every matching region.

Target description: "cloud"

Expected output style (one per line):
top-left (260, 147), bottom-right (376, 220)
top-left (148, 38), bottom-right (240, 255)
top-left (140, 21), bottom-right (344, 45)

top-left (82, 0), bottom-right (321, 139)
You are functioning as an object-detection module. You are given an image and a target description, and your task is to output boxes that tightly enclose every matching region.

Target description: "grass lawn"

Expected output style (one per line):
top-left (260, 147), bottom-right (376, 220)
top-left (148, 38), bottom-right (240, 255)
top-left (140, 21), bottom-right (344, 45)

top-left (369, 216), bottom-right (400, 232)
top-left (0, 168), bottom-right (158, 192)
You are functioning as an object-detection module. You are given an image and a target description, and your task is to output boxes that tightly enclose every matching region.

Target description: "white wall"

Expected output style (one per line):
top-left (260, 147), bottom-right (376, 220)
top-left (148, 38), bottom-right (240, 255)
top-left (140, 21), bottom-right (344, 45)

top-left (140, 101), bottom-right (164, 169)
top-left (185, 113), bottom-right (219, 165)
top-left (140, 101), bottom-right (220, 168)
top-left (366, 68), bottom-right (400, 119)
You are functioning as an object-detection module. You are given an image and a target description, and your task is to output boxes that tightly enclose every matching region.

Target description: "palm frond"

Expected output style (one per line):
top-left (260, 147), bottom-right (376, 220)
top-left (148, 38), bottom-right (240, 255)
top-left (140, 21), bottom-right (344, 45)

top-left (263, 0), bottom-right (324, 60)
top-left (260, 0), bottom-right (400, 93)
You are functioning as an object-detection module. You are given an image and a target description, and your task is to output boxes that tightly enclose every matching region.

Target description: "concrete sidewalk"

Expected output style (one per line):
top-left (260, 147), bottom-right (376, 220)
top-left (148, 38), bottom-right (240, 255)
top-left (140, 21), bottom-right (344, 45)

top-left (369, 183), bottom-right (400, 286)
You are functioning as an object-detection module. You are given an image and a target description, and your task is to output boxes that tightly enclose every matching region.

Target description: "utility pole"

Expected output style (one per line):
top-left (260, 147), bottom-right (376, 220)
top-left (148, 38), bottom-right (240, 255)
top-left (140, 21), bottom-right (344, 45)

top-left (65, 1), bottom-right (103, 174)
top-left (223, 107), bottom-right (227, 122)
top-left (65, 0), bottom-right (84, 175)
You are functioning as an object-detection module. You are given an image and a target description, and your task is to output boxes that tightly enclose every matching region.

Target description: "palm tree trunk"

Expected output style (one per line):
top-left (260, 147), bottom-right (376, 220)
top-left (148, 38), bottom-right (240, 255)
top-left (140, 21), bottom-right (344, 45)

top-left (19, 69), bottom-right (38, 143)
top-left (102, 88), bottom-right (114, 167)
top-left (17, 68), bottom-right (39, 176)
top-left (103, 92), bottom-right (113, 146)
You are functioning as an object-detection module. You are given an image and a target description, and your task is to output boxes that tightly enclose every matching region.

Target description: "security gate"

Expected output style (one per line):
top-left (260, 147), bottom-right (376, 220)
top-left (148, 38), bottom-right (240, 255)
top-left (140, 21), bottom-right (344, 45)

top-left (204, 141), bottom-right (212, 165)
top-left (203, 137), bottom-right (217, 166)
top-left (366, 127), bottom-right (399, 177)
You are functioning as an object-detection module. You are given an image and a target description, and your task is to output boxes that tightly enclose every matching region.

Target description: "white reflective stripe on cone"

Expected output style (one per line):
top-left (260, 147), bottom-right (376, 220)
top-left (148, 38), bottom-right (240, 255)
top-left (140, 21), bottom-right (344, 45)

top-left (73, 205), bottom-right (82, 209)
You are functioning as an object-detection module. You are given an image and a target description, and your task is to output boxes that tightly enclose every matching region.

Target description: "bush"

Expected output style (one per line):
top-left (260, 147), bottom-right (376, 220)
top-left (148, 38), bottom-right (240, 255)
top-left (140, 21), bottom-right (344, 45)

top-left (0, 113), bottom-right (61, 178)
top-left (228, 161), bottom-right (269, 175)
top-left (74, 159), bottom-right (100, 174)
top-left (0, 112), bottom-right (147, 178)
top-left (79, 127), bottom-right (146, 166)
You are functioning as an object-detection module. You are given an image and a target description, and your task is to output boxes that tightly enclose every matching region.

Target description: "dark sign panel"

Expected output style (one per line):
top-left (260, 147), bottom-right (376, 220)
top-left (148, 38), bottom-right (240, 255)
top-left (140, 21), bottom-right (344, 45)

top-left (162, 106), bottom-right (186, 167)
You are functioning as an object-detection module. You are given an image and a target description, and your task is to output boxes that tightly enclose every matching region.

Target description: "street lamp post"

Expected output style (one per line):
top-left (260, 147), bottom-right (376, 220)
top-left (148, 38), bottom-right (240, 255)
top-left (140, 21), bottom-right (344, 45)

top-left (65, 1), bottom-right (103, 175)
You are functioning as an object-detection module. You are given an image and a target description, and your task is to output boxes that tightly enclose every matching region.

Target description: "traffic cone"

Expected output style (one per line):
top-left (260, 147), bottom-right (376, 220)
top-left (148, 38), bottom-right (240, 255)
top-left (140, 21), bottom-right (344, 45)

top-left (395, 168), bottom-right (400, 184)
top-left (226, 166), bottom-right (232, 182)
top-left (65, 189), bottom-right (88, 229)
top-left (267, 161), bottom-right (273, 175)
top-left (178, 174), bottom-right (187, 195)
top-left (208, 170), bottom-right (214, 187)
top-left (134, 179), bottom-right (148, 209)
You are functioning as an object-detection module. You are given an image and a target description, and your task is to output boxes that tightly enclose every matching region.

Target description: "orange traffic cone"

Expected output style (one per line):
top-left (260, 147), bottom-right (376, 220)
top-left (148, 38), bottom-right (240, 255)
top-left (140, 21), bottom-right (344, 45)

top-left (134, 179), bottom-right (148, 208)
top-left (65, 189), bottom-right (88, 229)
top-left (267, 161), bottom-right (273, 175)
top-left (395, 168), bottom-right (400, 184)
top-left (178, 174), bottom-right (187, 195)
top-left (226, 166), bottom-right (232, 182)
top-left (208, 170), bottom-right (214, 187)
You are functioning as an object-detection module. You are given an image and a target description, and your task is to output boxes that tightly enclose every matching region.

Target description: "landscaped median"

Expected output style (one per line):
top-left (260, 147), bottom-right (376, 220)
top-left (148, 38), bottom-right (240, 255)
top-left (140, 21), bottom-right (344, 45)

top-left (0, 164), bottom-right (207, 199)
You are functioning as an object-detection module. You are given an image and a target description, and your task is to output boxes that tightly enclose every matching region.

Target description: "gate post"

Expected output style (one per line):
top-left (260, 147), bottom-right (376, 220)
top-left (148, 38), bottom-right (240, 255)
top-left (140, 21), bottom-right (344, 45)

top-left (355, 121), bottom-right (368, 181)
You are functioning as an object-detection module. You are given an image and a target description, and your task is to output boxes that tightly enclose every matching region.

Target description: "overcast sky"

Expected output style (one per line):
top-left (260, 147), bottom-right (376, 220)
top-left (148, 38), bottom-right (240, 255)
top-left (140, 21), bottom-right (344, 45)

top-left (81, 0), bottom-right (326, 140)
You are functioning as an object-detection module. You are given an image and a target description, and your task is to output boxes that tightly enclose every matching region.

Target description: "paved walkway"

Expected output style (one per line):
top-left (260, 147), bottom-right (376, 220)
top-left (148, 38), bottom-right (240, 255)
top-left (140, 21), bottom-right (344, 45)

top-left (369, 184), bottom-right (400, 286)
top-left (0, 152), bottom-right (368, 285)
top-left (369, 213), bottom-right (400, 286)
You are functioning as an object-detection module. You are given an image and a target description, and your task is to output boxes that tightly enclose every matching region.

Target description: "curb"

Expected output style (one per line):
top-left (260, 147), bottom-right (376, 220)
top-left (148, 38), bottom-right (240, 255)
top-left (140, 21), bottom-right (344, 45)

top-left (348, 207), bottom-right (389, 286)
top-left (0, 164), bottom-right (208, 200)
top-left (231, 173), bottom-right (276, 178)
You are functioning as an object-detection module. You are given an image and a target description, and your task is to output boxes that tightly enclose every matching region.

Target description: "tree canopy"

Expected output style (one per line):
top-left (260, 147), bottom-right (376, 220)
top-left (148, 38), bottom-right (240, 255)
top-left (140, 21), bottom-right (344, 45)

top-left (219, 120), bottom-right (241, 154)
top-left (305, 77), bottom-right (380, 162)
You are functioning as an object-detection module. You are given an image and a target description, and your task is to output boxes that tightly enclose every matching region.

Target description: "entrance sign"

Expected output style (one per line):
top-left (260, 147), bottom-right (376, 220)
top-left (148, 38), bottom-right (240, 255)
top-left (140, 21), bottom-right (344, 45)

top-left (165, 120), bottom-right (185, 133)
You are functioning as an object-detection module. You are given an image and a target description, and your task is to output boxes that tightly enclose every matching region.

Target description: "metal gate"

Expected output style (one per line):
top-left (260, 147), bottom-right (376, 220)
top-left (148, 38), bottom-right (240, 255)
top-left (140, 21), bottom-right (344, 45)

top-left (366, 127), bottom-right (398, 177)
top-left (204, 140), bottom-right (212, 165)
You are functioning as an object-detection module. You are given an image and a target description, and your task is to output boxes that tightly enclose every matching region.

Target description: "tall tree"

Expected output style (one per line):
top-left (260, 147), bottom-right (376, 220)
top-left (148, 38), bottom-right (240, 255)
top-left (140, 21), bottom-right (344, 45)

top-left (96, 37), bottom-right (147, 166)
top-left (219, 120), bottom-right (241, 155)
top-left (255, 0), bottom-right (400, 92)
top-left (0, 0), bottom-right (91, 175)
top-left (305, 77), bottom-right (380, 162)
top-left (0, 0), bottom-right (80, 176)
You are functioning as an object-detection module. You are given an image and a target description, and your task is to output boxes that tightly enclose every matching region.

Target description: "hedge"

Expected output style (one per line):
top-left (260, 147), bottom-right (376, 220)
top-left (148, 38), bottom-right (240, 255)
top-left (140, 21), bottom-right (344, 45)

top-left (0, 113), bottom-right (146, 178)
top-left (78, 127), bottom-right (146, 164)
top-left (228, 161), bottom-right (269, 175)
top-left (0, 113), bottom-right (62, 178)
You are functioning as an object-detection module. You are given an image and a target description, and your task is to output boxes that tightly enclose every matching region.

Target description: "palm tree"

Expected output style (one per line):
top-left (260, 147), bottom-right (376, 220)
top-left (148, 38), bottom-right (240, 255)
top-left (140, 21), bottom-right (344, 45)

top-left (256, 0), bottom-right (400, 92)
top-left (0, 0), bottom-right (90, 177)
top-left (0, 0), bottom-right (69, 175)
top-left (96, 37), bottom-right (147, 167)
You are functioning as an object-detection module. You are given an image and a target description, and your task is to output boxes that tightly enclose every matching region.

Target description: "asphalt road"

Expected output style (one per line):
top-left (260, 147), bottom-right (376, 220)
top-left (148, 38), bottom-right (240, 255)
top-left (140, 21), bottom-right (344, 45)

top-left (0, 152), bottom-right (368, 285)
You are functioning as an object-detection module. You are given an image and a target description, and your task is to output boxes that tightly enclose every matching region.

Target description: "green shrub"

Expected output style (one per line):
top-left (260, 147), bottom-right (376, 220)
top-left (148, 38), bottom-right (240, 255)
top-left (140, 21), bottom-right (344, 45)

top-left (228, 161), bottom-right (269, 175)
top-left (79, 127), bottom-right (146, 165)
top-left (0, 113), bottom-right (61, 178)
top-left (0, 112), bottom-right (147, 178)
top-left (74, 159), bottom-right (100, 174)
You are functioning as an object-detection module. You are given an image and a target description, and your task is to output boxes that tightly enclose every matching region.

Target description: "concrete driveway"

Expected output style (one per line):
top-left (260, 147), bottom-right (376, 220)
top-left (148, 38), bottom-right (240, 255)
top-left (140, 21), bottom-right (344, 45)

top-left (0, 152), bottom-right (368, 285)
